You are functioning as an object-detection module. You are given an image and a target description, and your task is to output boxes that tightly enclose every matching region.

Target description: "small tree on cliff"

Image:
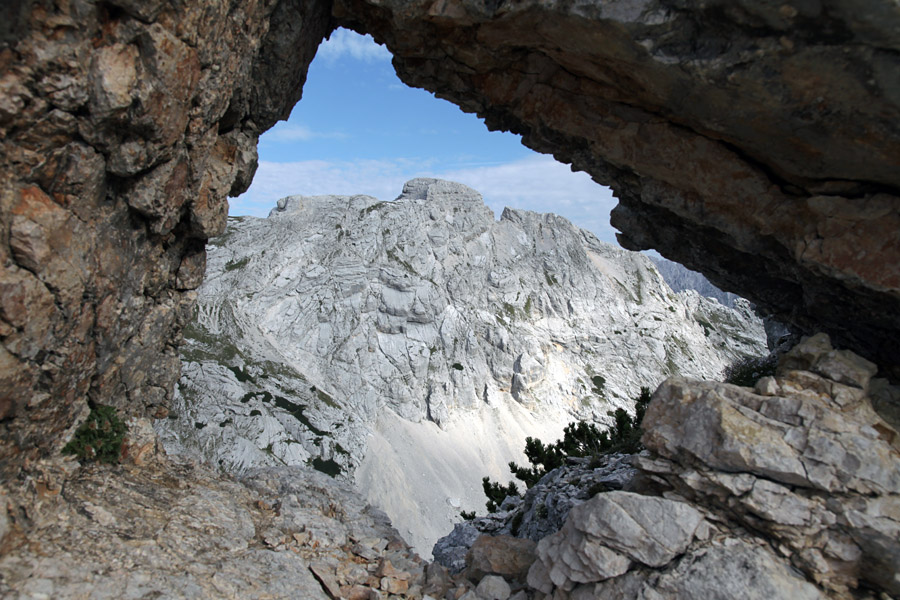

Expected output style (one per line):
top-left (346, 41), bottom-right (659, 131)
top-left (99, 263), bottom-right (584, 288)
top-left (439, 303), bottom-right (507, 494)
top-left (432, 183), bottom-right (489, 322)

top-left (480, 386), bottom-right (653, 512)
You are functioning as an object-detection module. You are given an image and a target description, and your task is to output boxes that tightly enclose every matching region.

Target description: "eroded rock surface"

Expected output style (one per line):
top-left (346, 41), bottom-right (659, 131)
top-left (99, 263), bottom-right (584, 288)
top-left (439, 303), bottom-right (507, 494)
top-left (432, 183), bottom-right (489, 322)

top-left (333, 0), bottom-right (900, 376)
top-left (3, 0), bottom-right (898, 539)
top-left (0, 445), bottom-right (445, 599)
top-left (432, 334), bottom-right (899, 598)
top-left (2, 3), bottom-right (899, 599)
top-left (0, 0), bottom-right (333, 481)
top-left (638, 334), bottom-right (900, 596)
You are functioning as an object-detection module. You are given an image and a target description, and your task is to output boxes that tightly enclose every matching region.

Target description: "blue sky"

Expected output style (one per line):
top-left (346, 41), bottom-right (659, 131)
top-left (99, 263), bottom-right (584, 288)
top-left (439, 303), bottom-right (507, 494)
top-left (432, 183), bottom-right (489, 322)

top-left (233, 29), bottom-right (621, 244)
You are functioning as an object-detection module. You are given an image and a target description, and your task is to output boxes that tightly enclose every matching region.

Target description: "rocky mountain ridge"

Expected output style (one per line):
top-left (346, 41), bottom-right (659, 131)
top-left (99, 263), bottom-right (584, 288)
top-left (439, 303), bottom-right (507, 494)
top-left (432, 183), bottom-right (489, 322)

top-left (335, 0), bottom-right (900, 377)
top-left (157, 178), bottom-right (767, 554)
top-left (2, 3), bottom-right (899, 599)
top-left (649, 256), bottom-right (740, 309)
top-left (3, 334), bottom-right (896, 599)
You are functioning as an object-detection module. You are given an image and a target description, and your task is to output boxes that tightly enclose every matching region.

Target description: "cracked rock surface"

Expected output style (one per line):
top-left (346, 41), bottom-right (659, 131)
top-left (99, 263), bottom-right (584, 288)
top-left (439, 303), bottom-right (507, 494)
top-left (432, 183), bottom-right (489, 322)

top-left (157, 178), bottom-right (765, 554)
top-left (2, 2), bottom-right (899, 599)
top-left (526, 334), bottom-right (900, 598)
top-left (434, 334), bottom-right (898, 598)
top-left (0, 446), bottom-right (444, 600)
top-left (0, 0), bottom-right (333, 480)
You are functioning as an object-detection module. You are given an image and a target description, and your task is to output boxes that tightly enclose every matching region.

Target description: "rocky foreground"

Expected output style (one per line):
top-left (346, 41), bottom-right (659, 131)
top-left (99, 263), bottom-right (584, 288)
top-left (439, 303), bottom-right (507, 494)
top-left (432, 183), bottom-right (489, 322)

top-left (434, 333), bottom-right (900, 599)
top-left (2, 333), bottom-right (897, 599)
top-left (2, 2), bottom-right (898, 599)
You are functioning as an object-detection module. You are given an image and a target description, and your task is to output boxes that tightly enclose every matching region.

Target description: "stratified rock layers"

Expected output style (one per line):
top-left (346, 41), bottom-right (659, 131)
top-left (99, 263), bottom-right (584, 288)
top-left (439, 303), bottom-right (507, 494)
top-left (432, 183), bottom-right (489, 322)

top-left (333, 0), bottom-right (900, 377)
top-left (1, 2), bottom-right (899, 597)
top-left (3, 0), bottom-right (899, 489)
top-left (0, 0), bottom-right (332, 476)
top-left (440, 334), bottom-right (899, 598)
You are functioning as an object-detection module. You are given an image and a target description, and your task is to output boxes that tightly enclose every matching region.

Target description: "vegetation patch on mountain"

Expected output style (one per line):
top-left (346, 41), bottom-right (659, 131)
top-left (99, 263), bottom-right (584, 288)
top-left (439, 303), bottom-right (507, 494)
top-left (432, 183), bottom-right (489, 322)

top-left (62, 404), bottom-right (128, 464)
top-left (479, 387), bottom-right (652, 512)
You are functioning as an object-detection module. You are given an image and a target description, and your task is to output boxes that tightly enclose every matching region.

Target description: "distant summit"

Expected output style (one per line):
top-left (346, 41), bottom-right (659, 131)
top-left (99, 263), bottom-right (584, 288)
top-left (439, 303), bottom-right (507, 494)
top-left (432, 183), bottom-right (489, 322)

top-left (649, 255), bottom-right (741, 308)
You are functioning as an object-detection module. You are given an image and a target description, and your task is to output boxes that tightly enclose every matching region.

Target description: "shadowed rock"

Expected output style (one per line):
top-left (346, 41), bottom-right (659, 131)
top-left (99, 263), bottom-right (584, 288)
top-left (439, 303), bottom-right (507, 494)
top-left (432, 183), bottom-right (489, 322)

top-left (333, 0), bottom-right (900, 377)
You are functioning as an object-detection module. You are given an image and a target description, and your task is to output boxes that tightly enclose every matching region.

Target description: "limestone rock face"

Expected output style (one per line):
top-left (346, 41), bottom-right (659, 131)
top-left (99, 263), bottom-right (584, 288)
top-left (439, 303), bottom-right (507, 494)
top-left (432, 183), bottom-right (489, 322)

top-left (0, 454), bottom-right (444, 599)
top-left (0, 0), bottom-right (333, 482)
top-left (650, 256), bottom-right (739, 309)
top-left (3, 0), bottom-right (898, 542)
top-left (528, 491), bottom-right (708, 591)
top-left (639, 333), bottom-right (900, 596)
top-left (158, 178), bottom-right (766, 554)
top-left (333, 0), bottom-right (900, 377)
top-left (2, 3), bottom-right (898, 599)
top-left (432, 334), bottom-right (898, 598)
top-left (433, 452), bottom-right (639, 573)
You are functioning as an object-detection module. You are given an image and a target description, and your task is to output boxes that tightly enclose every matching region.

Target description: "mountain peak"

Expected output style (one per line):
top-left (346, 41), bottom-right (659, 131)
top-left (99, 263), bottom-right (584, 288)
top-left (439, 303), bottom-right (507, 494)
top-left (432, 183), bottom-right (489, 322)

top-left (397, 178), bottom-right (483, 203)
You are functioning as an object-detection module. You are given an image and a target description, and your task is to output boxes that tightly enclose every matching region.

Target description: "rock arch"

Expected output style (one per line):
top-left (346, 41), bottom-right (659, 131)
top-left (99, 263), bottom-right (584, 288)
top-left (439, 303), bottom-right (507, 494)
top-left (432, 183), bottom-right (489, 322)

top-left (1, 0), bottom-right (898, 475)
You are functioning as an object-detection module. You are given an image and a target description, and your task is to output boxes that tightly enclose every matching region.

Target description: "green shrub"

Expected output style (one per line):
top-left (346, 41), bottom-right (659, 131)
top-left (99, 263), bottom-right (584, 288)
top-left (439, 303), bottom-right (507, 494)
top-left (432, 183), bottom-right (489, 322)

top-left (460, 510), bottom-right (476, 521)
top-left (476, 387), bottom-right (653, 515)
top-left (506, 387), bottom-right (652, 488)
top-left (224, 256), bottom-right (250, 272)
top-left (482, 476), bottom-right (520, 513)
top-left (723, 354), bottom-right (777, 387)
top-left (62, 404), bottom-right (127, 464)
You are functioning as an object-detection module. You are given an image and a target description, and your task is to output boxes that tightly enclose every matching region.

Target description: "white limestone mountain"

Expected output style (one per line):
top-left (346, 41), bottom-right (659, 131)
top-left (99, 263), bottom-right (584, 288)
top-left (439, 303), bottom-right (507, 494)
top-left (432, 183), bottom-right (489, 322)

top-left (649, 255), bottom-right (741, 308)
top-left (156, 178), bottom-right (767, 555)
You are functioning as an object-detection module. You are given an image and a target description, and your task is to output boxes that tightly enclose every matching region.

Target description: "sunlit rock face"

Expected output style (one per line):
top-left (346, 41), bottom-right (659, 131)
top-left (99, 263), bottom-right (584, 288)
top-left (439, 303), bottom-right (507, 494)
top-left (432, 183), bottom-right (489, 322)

top-left (0, 0), bottom-right (333, 476)
top-left (333, 0), bottom-right (900, 378)
top-left (0, 2), bottom-right (898, 598)
top-left (158, 178), bottom-right (767, 554)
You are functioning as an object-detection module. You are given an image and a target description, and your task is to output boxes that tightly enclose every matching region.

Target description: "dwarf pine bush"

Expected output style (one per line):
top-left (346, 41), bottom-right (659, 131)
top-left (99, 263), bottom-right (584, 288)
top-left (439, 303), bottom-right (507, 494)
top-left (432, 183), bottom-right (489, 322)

top-left (62, 404), bottom-right (127, 464)
top-left (480, 386), bottom-right (653, 512)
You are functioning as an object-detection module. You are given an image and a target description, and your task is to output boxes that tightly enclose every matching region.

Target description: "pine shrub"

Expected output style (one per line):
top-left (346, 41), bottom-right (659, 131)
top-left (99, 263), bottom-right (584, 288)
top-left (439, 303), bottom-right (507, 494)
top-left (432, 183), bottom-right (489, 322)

top-left (480, 386), bottom-right (653, 512)
top-left (723, 354), bottom-right (777, 387)
top-left (62, 404), bottom-right (127, 464)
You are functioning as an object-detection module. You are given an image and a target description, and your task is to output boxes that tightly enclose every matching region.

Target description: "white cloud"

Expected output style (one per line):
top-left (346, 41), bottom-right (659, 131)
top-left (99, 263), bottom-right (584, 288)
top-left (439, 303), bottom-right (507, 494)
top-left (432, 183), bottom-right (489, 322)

top-left (260, 123), bottom-right (349, 144)
top-left (231, 154), bottom-right (622, 244)
top-left (316, 29), bottom-right (392, 64)
top-left (261, 124), bottom-right (314, 142)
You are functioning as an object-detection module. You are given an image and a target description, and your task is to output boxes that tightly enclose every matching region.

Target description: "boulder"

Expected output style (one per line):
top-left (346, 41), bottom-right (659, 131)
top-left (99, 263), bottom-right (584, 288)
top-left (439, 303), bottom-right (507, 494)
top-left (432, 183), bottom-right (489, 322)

top-left (464, 535), bottom-right (537, 583)
top-left (640, 333), bottom-right (900, 595)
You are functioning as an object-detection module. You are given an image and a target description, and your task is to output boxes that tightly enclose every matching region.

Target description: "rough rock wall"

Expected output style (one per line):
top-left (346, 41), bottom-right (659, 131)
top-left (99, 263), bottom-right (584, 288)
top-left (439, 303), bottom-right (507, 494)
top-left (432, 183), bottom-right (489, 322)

top-left (4, 0), bottom-right (898, 481)
top-left (0, 0), bottom-right (333, 478)
top-left (532, 333), bottom-right (900, 598)
top-left (433, 334), bottom-right (900, 599)
top-left (0, 443), bottom-right (440, 599)
top-left (156, 178), bottom-right (767, 554)
top-left (333, 0), bottom-right (900, 377)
